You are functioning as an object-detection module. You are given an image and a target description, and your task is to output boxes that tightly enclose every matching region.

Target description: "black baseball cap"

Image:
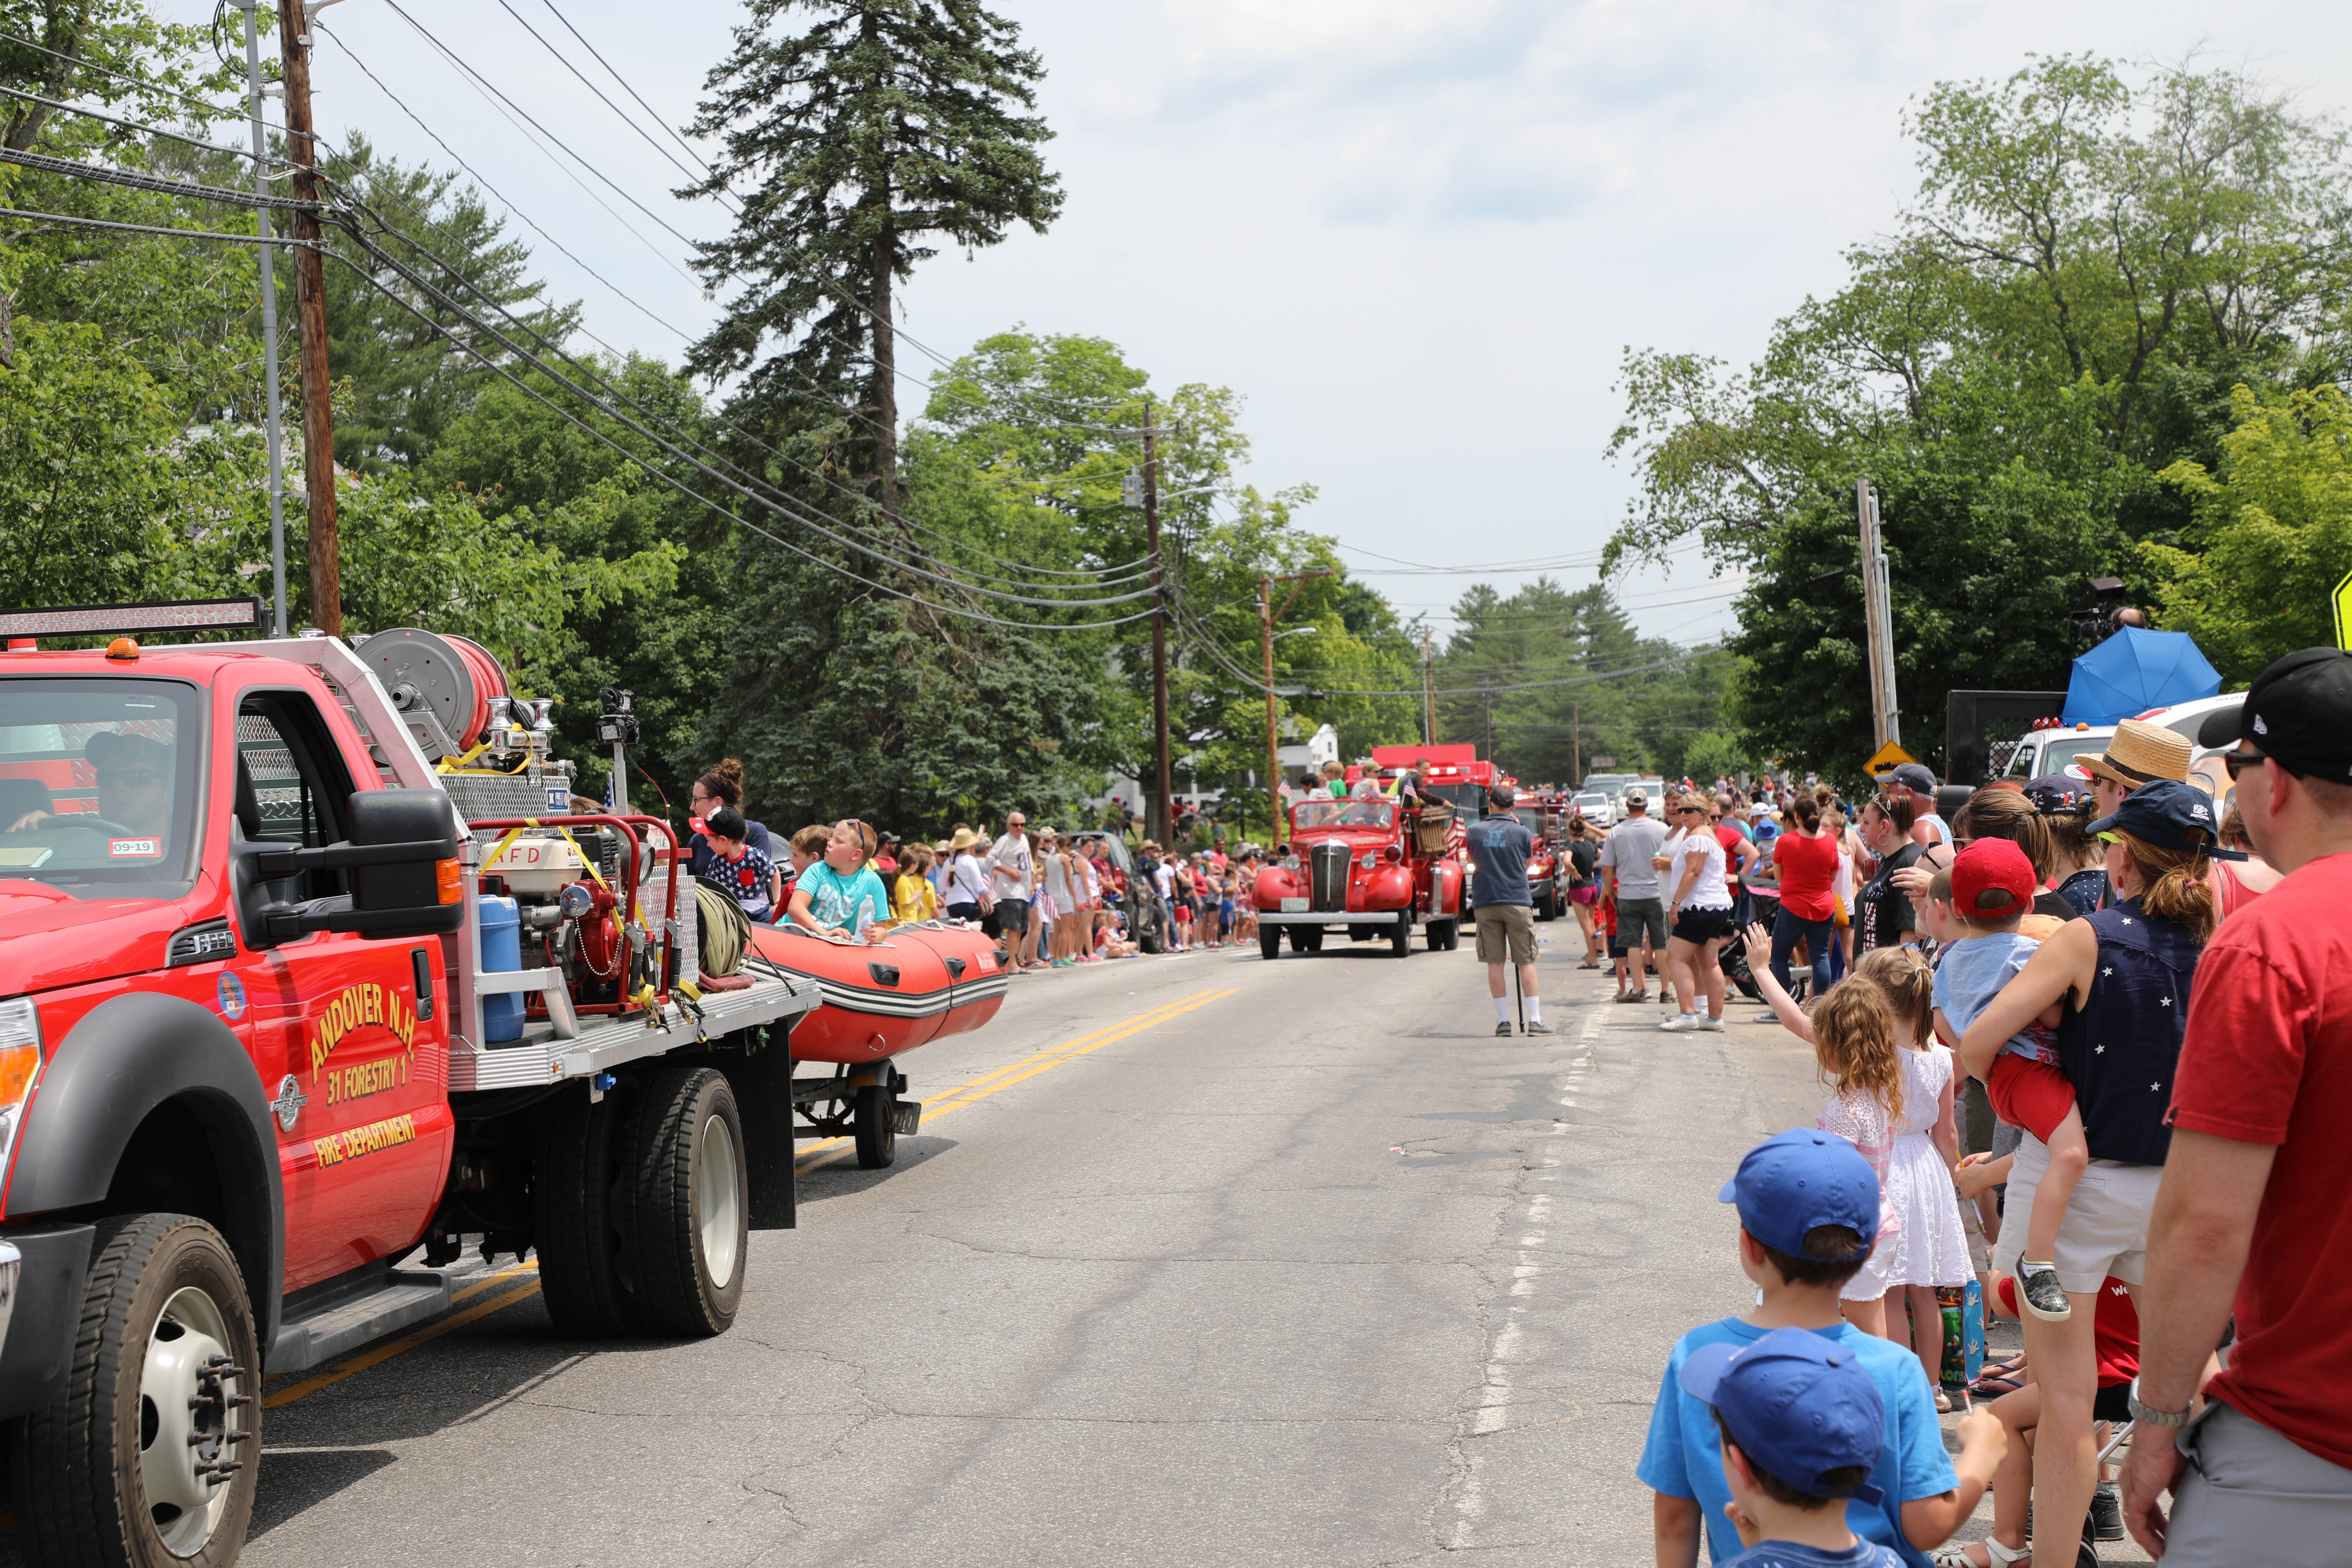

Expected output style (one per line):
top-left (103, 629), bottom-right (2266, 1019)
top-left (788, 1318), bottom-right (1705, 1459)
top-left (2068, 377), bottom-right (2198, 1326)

top-left (2088, 778), bottom-right (2246, 861)
top-left (1489, 782), bottom-right (1518, 807)
top-left (2197, 649), bottom-right (2352, 783)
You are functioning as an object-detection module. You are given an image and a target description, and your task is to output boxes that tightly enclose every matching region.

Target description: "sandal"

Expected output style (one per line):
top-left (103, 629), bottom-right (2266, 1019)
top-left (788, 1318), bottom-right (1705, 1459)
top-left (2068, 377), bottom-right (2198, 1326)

top-left (1577, 959), bottom-right (1600, 969)
top-left (1931, 1538), bottom-right (2029, 1568)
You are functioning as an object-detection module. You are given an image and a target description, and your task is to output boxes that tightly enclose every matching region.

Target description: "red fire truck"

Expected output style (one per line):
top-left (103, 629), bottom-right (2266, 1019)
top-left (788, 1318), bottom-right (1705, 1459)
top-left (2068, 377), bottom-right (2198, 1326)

top-left (0, 601), bottom-right (825, 1565)
top-left (1251, 794), bottom-right (1464, 957)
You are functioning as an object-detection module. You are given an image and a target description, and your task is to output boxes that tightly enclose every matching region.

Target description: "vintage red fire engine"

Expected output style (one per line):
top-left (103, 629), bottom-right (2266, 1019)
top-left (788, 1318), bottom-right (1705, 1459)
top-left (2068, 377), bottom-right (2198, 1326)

top-left (1252, 795), bottom-right (1464, 957)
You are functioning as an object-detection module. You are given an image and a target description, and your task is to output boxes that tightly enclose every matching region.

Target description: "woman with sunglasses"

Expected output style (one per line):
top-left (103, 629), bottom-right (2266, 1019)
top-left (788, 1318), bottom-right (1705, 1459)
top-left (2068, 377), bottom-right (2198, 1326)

top-left (786, 819), bottom-right (891, 940)
top-left (1854, 792), bottom-right (1928, 957)
top-left (1657, 793), bottom-right (1735, 1031)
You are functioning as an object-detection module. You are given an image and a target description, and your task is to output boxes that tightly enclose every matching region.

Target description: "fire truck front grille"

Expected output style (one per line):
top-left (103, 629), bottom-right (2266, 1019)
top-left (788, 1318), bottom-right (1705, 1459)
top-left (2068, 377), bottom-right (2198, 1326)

top-left (1309, 842), bottom-right (1350, 911)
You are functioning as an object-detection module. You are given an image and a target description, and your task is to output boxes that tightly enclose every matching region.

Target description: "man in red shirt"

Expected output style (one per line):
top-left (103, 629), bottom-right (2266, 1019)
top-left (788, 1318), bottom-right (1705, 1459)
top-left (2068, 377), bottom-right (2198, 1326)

top-left (2120, 647), bottom-right (2352, 1563)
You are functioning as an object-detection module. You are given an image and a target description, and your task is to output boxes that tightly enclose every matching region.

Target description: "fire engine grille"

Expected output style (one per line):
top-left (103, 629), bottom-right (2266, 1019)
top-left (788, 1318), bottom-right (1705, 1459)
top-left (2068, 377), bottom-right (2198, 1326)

top-left (1309, 841), bottom-right (1350, 912)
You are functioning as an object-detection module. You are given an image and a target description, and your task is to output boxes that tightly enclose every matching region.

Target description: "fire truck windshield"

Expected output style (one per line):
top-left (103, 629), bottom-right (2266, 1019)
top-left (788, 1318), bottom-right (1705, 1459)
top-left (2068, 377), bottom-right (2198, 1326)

top-left (1292, 799), bottom-right (1395, 831)
top-left (0, 678), bottom-right (206, 898)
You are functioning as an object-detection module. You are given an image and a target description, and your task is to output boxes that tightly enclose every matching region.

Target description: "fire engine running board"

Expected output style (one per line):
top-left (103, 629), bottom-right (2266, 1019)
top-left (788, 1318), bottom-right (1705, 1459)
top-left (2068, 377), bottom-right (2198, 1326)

top-left (268, 1267), bottom-right (455, 1373)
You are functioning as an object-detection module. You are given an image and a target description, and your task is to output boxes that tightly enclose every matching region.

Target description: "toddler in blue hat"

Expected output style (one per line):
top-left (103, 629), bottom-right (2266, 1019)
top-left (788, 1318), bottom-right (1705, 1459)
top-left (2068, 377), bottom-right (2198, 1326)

top-left (1638, 1130), bottom-right (2007, 1566)
top-left (1680, 1327), bottom-right (1902, 1566)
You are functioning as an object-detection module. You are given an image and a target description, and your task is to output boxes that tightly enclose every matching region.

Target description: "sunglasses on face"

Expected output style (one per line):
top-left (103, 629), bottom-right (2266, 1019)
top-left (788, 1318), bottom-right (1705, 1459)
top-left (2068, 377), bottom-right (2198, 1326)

top-left (2221, 750), bottom-right (2284, 779)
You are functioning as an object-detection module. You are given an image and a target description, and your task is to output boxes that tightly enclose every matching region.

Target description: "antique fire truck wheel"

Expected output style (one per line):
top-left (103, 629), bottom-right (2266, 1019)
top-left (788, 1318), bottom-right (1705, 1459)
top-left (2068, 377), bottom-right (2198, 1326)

top-left (1390, 911), bottom-right (1412, 956)
top-left (1259, 926), bottom-right (1282, 959)
top-left (17, 1213), bottom-right (259, 1568)
top-left (1428, 918), bottom-right (1458, 951)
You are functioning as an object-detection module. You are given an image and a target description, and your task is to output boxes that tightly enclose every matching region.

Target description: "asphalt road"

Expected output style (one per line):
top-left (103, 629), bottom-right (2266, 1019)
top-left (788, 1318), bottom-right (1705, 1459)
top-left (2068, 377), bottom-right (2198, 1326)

top-left (5, 923), bottom-right (2151, 1566)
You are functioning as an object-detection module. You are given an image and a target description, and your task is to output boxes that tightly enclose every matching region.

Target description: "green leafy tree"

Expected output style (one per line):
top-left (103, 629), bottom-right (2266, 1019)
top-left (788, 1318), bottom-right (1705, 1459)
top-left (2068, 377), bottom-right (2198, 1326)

top-left (1603, 55), bottom-right (2352, 775)
top-left (2149, 384), bottom-right (2352, 683)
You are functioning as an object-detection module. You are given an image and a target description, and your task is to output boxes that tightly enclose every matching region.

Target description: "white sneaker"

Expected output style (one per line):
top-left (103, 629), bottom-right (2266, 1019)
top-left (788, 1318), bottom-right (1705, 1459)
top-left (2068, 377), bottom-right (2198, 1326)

top-left (1658, 1014), bottom-right (1701, 1032)
top-left (1696, 1015), bottom-right (1726, 1032)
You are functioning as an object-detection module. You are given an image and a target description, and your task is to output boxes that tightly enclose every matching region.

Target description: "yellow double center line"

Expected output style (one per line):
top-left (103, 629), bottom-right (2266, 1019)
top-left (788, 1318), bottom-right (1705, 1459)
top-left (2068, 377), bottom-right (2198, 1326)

top-left (796, 986), bottom-right (1236, 1173)
top-left (262, 989), bottom-right (1234, 1406)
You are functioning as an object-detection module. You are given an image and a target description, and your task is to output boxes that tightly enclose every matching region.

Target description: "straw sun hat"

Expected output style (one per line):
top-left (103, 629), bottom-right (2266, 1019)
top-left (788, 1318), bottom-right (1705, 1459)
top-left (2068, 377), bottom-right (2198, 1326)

top-left (2081, 717), bottom-right (2194, 791)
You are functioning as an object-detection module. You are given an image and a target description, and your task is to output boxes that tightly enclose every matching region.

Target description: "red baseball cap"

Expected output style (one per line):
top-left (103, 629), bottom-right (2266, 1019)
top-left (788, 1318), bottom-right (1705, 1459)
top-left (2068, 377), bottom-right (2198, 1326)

top-left (1950, 838), bottom-right (2036, 918)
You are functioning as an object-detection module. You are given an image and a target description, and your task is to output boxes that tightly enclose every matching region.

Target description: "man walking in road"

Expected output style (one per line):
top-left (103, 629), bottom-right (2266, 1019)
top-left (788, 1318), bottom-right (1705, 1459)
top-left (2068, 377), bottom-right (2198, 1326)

top-left (1468, 782), bottom-right (1549, 1036)
top-left (1600, 788), bottom-right (1670, 1002)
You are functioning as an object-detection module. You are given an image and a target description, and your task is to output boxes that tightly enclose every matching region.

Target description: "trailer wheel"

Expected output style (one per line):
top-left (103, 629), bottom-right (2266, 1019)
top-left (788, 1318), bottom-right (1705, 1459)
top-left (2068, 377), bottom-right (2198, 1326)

top-left (14, 1213), bottom-right (259, 1568)
top-left (853, 1083), bottom-right (898, 1170)
top-left (1258, 926), bottom-right (1282, 960)
top-left (1391, 911), bottom-right (1412, 957)
top-left (535, 1082), bottom-right (640, 1337)
top-left (623, 1067), bottom-right (748, 1337)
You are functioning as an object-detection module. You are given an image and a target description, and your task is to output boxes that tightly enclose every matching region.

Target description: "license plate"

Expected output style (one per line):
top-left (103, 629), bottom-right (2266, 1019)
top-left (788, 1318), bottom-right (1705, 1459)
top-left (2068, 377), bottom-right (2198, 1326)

top-left (1280, 897), bottom-right (1307, 912)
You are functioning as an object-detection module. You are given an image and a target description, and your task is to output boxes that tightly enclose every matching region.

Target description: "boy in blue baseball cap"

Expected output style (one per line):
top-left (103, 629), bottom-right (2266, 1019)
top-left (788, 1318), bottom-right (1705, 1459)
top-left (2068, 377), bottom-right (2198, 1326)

top-left (1680, 1327), bottom-right (1900, 1566)
top-left (1639, 1130), bottom-right (2007, 1566)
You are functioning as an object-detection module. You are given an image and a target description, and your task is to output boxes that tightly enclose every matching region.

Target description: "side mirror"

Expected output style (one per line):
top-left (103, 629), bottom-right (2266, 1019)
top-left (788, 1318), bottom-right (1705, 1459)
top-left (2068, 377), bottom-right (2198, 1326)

top-left (234, 788), bottom-right (465, 946)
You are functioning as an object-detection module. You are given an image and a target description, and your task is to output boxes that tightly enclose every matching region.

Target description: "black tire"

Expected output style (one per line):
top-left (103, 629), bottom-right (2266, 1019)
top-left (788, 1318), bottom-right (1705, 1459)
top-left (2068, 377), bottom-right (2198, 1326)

top-left (1429, 918), bottom-right (1458, 952)
top-left (1259, 926), bottom-right (1282, 959)
top-left (853, 1082), bottom-right (897, 1170)
top-left (14, 1213), bottom-right (260, 1568)
top-left (1533, 888), bottom-right (1553, 921)
top-left (535, 1082), bottom-right (640, 1337)
top-left (622, 1066), bottom-right (748, 1337)
top-left (1391, 911), bottom-right (1411, 957)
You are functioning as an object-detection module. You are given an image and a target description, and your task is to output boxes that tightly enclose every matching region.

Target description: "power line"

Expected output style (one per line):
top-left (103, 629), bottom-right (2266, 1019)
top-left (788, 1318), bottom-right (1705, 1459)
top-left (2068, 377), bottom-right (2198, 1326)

top-left (535, 0), bottom-right (722, 184)
top-left (0, 26), bottom-right (283, 135)
top-left (0, 201), bottom-right (315, 247)
top-left (363, 6), bottom-right (698, 285)
top-left (329, 220), bottom-right (1160, 610)
top-left (489, 0), bottom-right (726, 206)
top-left (0, 84), bottom-right (267, 164)
top-left (0, 144), bottom-right (313, 213)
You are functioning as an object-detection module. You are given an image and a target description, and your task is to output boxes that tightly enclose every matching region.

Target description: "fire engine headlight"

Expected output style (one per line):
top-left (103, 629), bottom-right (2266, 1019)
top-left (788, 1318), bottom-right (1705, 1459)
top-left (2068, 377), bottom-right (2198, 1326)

top-left (0, 997), bottom-right (45, 1175)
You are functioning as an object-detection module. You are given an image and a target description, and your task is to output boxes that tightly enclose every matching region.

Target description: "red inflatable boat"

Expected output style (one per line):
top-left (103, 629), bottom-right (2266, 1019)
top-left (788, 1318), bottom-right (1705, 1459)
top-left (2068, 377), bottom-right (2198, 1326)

top-left (744, 919), bottom-right (1010, 1170)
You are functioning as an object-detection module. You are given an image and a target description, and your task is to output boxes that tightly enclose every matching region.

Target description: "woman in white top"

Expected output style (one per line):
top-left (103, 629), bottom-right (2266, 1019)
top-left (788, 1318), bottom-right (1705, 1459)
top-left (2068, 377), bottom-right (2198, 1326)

top-left (1657, 792), bottom-right (1734, 1032)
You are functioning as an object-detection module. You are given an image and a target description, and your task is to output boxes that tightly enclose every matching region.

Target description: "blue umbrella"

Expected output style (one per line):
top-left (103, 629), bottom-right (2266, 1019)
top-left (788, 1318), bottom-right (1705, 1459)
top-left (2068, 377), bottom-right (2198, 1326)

top-left (2063, 627), bottom-right (2222, 725)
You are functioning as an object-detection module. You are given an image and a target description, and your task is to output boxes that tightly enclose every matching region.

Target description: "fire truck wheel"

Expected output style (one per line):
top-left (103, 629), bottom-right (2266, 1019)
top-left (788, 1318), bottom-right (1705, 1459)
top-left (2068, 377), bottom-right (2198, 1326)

top-left (1429, 918), bottom-right (1458, 952)
top-left (853, 1083), bottom-right (898, 1170)
top-left (1258, 926), bottom-right (1282, 960)
top-left (1390, 912), bottom-right (1411, 956)
top-left (14, 1213), bottom-right (259, 1568)
top-left (1288, 926), bottom-right (1322, 954)
top-left (534, 1082), bottom-right (641, 1337)
top-left (624, 1067), bottom-right (749, 1336)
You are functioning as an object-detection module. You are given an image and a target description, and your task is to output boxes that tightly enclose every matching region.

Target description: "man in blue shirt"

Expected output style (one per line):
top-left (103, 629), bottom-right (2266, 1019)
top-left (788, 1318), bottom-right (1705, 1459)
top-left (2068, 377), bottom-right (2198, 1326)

top-left (1467, 783), bottom-right (1548, 1036)
top-left (1639, 1131), bottom-right (2005, 1566)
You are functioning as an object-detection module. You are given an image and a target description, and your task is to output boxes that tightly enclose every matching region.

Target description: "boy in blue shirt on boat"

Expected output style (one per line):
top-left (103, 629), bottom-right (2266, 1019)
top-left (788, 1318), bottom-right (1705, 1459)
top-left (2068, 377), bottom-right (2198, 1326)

top-left (1638, 1130), bottom-right (2006, 1566)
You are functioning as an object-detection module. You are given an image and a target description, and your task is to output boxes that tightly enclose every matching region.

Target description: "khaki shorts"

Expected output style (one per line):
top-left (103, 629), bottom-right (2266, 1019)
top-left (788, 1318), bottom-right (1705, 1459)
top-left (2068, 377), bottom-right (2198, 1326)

top-left (1991, 1133), bottom-right (2163, 1292)
top-left (1474, 903), bottom-right (1535, 965)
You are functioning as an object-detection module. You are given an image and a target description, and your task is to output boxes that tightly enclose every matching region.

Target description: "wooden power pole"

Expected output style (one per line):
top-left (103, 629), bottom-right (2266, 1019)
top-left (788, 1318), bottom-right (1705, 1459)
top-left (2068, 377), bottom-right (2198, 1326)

top-left (1856, 478), bottom-right (1899, 749)
top-left (279, 0), bottom-right (339, 636)
top-left (1146, 405), bottom-right (1172, 846)
top-left (1422, 627), bottom-right (1435, 746)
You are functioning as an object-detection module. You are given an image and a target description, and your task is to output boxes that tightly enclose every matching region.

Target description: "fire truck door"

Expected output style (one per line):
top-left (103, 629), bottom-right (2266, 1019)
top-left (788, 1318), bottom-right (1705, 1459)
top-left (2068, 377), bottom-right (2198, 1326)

top-left (230, 690), bottom-right (454, 1291)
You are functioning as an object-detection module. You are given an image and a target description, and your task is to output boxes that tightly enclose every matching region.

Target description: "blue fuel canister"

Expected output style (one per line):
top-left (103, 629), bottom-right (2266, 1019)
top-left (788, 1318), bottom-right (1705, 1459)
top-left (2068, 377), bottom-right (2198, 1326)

top-left (476, 894), bottom-right (524, 1042)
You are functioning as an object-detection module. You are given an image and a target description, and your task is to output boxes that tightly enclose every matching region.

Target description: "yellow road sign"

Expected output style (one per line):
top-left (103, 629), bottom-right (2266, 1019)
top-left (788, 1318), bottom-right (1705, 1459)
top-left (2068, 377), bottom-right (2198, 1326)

top-left (1866, 741), bottom-right (1921, 777)
top-left (2334, 568), bottom-right (2352, 651)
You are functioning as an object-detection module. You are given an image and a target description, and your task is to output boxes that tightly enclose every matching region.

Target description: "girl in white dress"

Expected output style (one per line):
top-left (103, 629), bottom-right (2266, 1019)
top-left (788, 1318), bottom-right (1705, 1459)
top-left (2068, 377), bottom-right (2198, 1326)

top-left (1852, 945), bottom-right (1971, 1405)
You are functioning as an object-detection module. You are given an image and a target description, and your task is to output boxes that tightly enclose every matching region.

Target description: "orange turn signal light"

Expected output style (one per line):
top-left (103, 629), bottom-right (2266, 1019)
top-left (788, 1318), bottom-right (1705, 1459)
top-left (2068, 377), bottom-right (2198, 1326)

top-left (0, 1042), bottom-right (38, 1103)
top-left (435, 858), bottom-right (464, 905)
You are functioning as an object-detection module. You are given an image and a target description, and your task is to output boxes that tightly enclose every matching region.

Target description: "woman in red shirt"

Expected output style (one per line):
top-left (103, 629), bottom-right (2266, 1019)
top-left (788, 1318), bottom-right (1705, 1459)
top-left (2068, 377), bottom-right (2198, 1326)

top-left (1765, 794), bottom-right (1841, 995)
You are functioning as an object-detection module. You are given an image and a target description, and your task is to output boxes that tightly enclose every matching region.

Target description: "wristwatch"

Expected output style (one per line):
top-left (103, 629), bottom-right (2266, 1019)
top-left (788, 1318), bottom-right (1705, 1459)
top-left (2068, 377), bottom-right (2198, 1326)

top-left (2127, 1378), bottom-right (2192, 1427)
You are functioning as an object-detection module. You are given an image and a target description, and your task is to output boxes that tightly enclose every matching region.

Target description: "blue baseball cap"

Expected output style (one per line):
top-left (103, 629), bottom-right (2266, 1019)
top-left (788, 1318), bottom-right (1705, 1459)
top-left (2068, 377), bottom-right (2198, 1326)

top-left (1679, 1328), bottom-right (1886, 1503)
top-left (1719, 1130), bottom-right (1879, 1260)
top-left (2087, 777), bottom-right (2246, 861)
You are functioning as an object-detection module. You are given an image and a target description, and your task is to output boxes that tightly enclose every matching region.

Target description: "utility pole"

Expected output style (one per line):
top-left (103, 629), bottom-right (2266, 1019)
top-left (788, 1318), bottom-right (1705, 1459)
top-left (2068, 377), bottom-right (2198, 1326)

top-left (1572, 699), bottom-right (1580, 789)
top-left (1422, 627), bottom-right (1435, 746)
top-left (1259, 569), bottom-right (1330, 845)
top-left (1855, 479), bottom-right (1900, 749)
top-left (1145, 404), bottom-right (1172, 846)
top-left (279, 0), bottom-right (340, 636)
top-left (236, 1), bottom-right (287, 637)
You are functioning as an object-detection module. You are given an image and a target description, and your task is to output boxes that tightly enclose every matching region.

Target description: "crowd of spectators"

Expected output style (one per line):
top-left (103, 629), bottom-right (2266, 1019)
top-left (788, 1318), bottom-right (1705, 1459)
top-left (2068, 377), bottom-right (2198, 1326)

top-left (1635, 646), bottom-right (2352, 1567)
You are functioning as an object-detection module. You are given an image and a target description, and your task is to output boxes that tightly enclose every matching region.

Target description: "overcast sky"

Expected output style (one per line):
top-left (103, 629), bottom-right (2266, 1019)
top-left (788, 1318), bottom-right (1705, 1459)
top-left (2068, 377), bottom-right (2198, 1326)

top-left (185, 0), bottom-right (2352, 648)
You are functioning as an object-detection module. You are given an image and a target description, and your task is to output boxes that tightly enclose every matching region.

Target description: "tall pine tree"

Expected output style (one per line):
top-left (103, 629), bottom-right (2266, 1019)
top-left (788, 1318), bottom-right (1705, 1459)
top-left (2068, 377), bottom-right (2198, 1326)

top-left (686, 0), bottom-right (1060, 521)
top-left (680, 0), bottom-right (1084, 831)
